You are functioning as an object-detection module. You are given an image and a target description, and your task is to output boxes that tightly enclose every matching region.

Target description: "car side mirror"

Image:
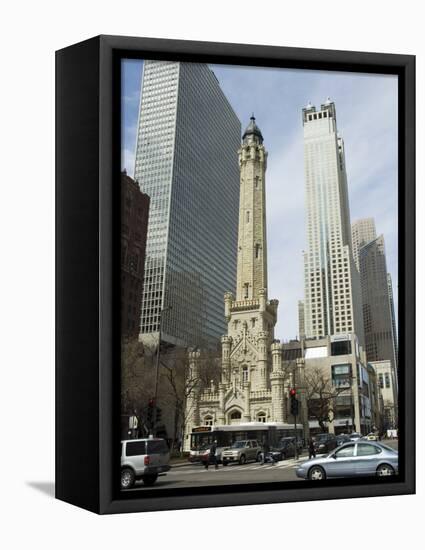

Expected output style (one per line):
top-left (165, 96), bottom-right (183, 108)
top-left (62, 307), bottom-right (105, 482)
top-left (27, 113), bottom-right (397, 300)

top-left (332, 454), bottom-right (337, 459)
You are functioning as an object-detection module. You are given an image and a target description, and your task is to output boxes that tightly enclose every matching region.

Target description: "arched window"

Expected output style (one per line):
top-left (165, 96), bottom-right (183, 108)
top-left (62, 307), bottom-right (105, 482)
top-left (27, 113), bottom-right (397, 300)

top-left (230, 410), bottom-right (241, 420)
top-left (242, 366), bottom-right (248, 383)
top-left (257, 412), bottom-right (266, 423)
top-left (204, 415), bottom-right (213, 427)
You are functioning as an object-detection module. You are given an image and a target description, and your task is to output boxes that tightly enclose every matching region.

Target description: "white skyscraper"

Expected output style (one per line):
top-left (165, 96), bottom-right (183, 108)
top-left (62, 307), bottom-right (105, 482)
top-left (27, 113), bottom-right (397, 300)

top-left (302, 99), bottom-right (364, 345)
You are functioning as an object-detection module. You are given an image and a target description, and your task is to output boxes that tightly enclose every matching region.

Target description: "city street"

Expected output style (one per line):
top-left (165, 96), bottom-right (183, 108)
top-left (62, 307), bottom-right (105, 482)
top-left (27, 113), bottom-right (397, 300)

top-left (126, 439), bottom-right (399, 491)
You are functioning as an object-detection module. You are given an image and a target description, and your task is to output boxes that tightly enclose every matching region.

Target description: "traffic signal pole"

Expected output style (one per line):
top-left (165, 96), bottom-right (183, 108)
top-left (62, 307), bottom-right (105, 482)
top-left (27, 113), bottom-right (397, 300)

top-left (294, 412), bottom-right (299, 460)
top-left (290, 388), bottom-right (299, 460)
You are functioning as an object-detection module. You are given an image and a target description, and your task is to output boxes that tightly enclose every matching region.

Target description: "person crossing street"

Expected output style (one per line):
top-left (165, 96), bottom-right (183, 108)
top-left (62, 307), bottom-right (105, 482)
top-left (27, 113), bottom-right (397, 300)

top-left (205, 440), bottom-right (219, 470)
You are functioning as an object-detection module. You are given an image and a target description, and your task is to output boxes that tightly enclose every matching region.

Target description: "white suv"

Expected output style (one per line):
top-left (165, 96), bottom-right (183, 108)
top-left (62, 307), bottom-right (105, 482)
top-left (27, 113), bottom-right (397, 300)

top-left (121, 437), bottom-right (170, 489)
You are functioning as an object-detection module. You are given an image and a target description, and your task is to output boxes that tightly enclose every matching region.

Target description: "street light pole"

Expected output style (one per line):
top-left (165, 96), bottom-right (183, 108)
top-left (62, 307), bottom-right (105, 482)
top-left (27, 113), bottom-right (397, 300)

top-left (152, 305), bottom-right (172, 436)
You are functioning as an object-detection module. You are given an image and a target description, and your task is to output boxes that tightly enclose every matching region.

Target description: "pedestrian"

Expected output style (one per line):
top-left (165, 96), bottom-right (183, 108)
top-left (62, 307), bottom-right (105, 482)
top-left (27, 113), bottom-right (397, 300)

top-left (308, 438), bottom-right (316, 460)
top-left (128, 410), bottom-right (139, 439)
top-left (205, 439), bottom-right (219, 470)
top-left (261, 440), bottom-right (270, 465)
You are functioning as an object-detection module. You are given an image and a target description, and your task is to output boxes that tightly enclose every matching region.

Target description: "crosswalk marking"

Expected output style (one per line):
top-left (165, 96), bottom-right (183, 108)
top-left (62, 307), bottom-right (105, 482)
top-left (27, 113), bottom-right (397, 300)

top-left (168, 460), bottom-right (303, 475)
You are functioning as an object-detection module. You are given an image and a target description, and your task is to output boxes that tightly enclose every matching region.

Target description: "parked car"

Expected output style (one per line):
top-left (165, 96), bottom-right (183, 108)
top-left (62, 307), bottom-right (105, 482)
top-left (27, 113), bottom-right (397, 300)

top-left (222, 440), bottom-right (261, 465)
top-left (312, 433), bottom-right (338, 454)
top-left (296, 441), bottom-right (398, 480)
top-left (336, 434), bottom-right (351, 446)
top-left (270, 437), bottom-right (299, 461)
top-left (363, 432), bottom-right (380, 441)
top-left (348, 432), bottom-right (363, 441)
top-left (121, 437), bottom-right (170, 489)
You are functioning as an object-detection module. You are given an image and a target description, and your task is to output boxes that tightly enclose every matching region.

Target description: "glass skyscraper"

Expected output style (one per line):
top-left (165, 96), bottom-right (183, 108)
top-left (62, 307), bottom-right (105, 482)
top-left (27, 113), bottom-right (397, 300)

top-left (134, 60), bottom-right (241, 348)
top-left (302, 99), bottom-right (364, 345)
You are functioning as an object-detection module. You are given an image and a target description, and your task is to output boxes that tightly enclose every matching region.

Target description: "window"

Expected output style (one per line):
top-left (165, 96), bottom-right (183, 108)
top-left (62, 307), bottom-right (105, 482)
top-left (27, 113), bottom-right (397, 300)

top-left (332, 364), bottom-right (352, 387)
top-left (357, 444), bottom-right (381, 456)
top-left (257, 412), bottom-right (266, 423)
top-left (204, 415), bottom-right (213, 426)
top-left (126, 441), bottom-right (146, 456)
top-left (255, 244), bottom-right (260, 259)
top-left (385, 373), bottom-right (391, 388)
top-left (242, 366), bottom-right (248, 383)
top-left (331, 340), bottom-right (351, 356)
top-left (243, 283), bottom-right (249, 299)
top-left (148, 440), bottom-right (168, 454)
top-left (335, 444), bottom-right (355, 458)
top-left (230, 410), bottom-right (241, 420)
top-left (246, 211), bottom-right (250, 223)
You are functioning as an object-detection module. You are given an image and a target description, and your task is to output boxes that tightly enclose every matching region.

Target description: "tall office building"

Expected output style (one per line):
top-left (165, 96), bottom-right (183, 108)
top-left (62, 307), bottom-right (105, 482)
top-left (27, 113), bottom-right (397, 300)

top-left (134, 61), bottom-right (241, 348)
top-left (298, 300), bottom-right (306, 339)
top-left (351, 217), bottom-right (376, 270)
top-left (387, 273), bottom-right (398, 362)
top-left (302, 99), bottom-right (364, 345)
top-left (352, 219), bottom-right (398, 381)
top-left (120, 171), bottom-right (150, 338)
top-left (358, 235), bottom-right (398, 376)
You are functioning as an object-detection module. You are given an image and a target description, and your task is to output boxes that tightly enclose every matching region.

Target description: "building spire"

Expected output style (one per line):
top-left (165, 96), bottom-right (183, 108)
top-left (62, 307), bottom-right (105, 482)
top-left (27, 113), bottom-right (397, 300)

top-left (236, 117), bottom-right (268, 301)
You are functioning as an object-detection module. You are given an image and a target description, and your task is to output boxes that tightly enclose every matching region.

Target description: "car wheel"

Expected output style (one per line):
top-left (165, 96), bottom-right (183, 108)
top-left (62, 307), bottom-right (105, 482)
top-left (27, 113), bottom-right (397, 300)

top-left (281, 452), bottom-right (286, 461)
top-left (121, 468), bottom-right (135, 489)
top-left (142, 474), bottom-right (158, 486)
top-left (223, 460), bottom-right (228, 466)
top-left (256, 453), bottom-right (261, 462)
top-left (239, 454), bottom-right (246, 465)
top-left (309, 466), bottom-right (326, 481)
top-left (376, 464), bottom-right (395, 477)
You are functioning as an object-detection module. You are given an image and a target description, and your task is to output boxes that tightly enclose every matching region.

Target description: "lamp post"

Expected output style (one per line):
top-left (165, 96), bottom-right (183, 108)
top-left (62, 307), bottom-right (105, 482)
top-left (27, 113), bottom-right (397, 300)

top-left (152, 305), bottom-right (172, 436)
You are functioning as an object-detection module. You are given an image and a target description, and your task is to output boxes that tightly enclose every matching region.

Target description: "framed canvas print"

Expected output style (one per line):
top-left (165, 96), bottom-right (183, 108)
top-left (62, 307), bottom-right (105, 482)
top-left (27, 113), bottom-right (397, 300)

top-left (56, 35), bottom-right (415, 514)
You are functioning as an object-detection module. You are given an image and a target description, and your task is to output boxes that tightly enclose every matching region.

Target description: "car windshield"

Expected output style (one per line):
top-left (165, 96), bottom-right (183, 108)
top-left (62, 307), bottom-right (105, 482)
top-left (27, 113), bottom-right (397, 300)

top-left (315, 434), bottom-right (328, 441)
top-left (232, 441), bottom-right (246, 448)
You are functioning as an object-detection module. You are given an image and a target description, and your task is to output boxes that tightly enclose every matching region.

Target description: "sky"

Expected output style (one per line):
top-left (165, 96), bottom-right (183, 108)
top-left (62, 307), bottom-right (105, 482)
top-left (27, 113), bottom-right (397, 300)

top-left (121, 59), bottom-right (398, 343)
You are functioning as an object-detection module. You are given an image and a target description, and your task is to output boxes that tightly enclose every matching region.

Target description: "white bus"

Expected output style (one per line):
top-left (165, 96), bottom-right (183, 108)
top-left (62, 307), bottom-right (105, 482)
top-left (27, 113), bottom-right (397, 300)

top-left (189, 422), bottom-right (304, 453)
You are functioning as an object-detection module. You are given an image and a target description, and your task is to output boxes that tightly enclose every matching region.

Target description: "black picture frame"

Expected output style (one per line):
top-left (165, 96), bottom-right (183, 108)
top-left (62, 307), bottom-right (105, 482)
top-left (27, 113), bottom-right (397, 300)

top-left (56, 34), bottom-right (415, 514)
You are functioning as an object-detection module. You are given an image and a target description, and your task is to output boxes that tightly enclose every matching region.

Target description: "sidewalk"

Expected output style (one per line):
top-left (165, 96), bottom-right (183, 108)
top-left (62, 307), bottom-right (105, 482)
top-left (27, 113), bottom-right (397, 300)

top-left (169, 458), bottom-right (191, 468)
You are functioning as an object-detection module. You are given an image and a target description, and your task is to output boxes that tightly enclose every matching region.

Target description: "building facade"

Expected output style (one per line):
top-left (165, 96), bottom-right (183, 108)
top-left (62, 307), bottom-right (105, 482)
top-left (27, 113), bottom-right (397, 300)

top-left (184, 118), bottom-right (308, 449)
top-left (302, 100), bottom-right (364, 346)
top-left (134, 60), bottom-right (241, 349)
top-left (283, 334), bottom-right (375, 435)
top-left (120, 170), bottom-right (150, 338)
top-left (369, 360), bottom-right (398, 430)
top-left (351, 217), bottom-right (377, 270)
top-left (358, 235), bottom-right (398, 378)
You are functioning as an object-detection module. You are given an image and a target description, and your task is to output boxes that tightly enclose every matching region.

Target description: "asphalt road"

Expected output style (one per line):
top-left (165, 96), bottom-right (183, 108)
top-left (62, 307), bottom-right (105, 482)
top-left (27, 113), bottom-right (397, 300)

top-left (128, 439), bottom-right (399, 491)
top-left (131, 455), bottom-right (306, 490)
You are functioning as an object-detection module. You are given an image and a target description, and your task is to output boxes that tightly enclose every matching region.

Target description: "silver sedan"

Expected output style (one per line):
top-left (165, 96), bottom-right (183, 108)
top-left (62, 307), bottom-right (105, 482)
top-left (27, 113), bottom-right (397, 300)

top-left (296, 441), bottom-right (398, 480)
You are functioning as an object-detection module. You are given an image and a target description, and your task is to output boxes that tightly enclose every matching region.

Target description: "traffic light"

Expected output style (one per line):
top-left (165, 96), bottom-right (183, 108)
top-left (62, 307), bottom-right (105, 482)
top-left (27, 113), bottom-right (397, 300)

top-left (147, 398), bottom-right (155, 426)
top-left (289, 388), bottom-right (299, 416)
top-left (290, 398), bottom-right (299, 416)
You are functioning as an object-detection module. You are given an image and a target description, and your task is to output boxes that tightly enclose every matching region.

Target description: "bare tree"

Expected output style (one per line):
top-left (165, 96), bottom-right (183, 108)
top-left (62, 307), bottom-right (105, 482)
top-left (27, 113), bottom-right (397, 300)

top-left (121, 337), bottom-right (156, 435)
top-left (160, 348), bottom-right (221, 454)
top-left (304, 367), bottom-right (352, 432)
